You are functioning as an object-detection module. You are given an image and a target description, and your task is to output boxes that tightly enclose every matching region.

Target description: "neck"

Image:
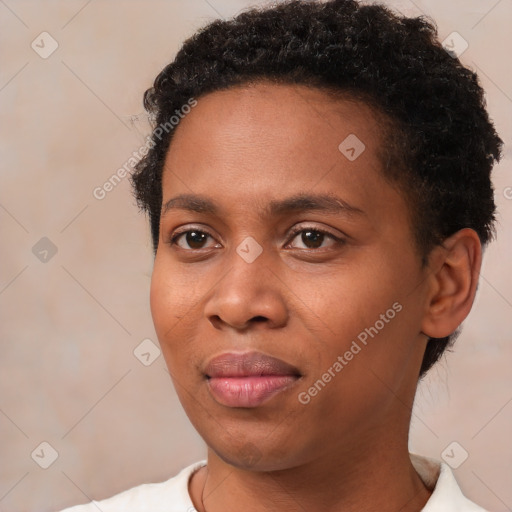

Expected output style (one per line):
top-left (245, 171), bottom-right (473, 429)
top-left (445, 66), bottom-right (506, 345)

top-left (189, 431), bottom-right (432, 512)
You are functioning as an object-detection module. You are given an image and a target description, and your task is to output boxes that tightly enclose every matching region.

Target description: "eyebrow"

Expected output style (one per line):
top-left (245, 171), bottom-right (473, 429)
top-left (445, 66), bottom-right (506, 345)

top-left (161, 193), bottom-right (365, 219)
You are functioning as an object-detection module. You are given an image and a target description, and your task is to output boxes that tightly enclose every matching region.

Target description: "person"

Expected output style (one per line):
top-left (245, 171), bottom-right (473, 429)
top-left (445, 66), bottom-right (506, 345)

top-left (58, 0), bottom-right (503, 510)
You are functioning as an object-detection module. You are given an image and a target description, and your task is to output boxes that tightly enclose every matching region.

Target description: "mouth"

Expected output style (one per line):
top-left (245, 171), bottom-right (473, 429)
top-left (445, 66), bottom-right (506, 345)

top-left (204, 351), bottom-right (302, 408)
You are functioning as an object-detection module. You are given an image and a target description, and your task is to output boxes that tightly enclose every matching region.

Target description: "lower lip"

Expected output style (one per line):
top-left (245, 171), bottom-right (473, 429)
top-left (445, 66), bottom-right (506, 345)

top-left (207, 375), bottom-right (299, 408)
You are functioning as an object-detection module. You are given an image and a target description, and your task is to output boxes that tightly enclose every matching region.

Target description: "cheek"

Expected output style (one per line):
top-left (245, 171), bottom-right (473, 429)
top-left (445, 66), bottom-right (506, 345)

top-left (311, 262), bottom-right (391, 332)
top-left (150, 255), bottom-right (199, 326)
top-left (306, 253), bottom-right (422, 372)
top-left (149, 267), bottom-right (173, 337)
top-left (149, 261), bottom-right (199, 363)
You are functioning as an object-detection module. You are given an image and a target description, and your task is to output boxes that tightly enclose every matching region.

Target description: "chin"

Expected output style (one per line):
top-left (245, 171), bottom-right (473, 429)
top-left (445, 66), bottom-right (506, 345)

top-left (206, 434), bottom-right (307, 473)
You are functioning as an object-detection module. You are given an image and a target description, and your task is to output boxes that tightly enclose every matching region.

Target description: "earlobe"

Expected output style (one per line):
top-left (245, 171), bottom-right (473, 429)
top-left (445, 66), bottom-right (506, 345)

top-left (420, 228), bottom-right (482, 339)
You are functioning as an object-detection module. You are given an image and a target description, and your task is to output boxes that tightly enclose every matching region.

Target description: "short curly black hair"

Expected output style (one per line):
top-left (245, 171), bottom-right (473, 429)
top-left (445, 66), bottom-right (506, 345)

top-left (129, 0), bottom-right (502, 378)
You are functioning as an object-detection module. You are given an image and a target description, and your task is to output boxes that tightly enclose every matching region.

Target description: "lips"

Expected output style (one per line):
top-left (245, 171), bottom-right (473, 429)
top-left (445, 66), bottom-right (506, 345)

top-left (204, 351), bottom-right (301, 408)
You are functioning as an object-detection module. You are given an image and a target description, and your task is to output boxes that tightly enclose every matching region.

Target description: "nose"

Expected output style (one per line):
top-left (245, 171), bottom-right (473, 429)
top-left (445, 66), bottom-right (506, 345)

top-left (203, 248), bottom-right (289, 332)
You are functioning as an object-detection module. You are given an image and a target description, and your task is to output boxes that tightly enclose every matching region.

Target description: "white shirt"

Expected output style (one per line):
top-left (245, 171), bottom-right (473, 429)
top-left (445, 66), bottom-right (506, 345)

top-left (58, 453), bottom-right (488, 511)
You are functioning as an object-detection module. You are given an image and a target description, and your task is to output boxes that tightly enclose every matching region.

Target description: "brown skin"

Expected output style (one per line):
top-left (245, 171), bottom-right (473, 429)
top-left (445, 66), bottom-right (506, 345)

top-left (150, 82), bottom-right (482, 512)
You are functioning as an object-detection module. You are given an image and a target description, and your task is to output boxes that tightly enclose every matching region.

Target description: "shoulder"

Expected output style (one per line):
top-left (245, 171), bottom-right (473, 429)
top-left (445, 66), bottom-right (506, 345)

top-left (410, 453), bottom-right (488, 511)
top-left (57, 460), bottom-right (207, 512)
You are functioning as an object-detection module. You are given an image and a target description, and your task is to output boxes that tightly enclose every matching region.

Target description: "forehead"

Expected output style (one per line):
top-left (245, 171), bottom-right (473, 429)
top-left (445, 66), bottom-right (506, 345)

top-left (170, 82), bottom-right (381, 148)
top-left (162, 82), bottom-right (386, 194)
top-left (159, 82), bottom-right (412, 251)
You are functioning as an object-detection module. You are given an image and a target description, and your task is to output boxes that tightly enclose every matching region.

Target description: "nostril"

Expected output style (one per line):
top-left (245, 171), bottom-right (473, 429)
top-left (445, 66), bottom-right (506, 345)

top-left (252, 316), bottom-right (267, 322)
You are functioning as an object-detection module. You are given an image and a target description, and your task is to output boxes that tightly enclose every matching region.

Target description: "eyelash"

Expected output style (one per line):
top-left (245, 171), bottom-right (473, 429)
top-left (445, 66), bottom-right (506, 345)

top-left (166, 224), bottom-right (344, 252)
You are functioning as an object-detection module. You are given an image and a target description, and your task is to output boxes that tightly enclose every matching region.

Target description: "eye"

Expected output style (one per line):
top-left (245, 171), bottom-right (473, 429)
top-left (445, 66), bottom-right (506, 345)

top-left (286, 225), bottom-right (344, 250)
top-left (166, 225), bottom-right (344, 252)
top-left (168, 227), bottom-right (219, 250)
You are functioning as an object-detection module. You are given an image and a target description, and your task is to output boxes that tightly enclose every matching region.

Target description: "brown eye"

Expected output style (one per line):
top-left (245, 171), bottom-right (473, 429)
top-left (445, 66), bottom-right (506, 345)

top-left (299, 230), bottom-right (324, 249)
top-left (287, 226), bottom-right (342, 250)
top-left (170, 229), bottom-right (217, 250)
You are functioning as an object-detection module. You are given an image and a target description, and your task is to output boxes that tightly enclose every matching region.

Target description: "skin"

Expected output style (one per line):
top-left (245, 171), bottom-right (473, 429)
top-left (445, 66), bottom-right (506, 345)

top-left (150, 82), bottom-right (482, 512)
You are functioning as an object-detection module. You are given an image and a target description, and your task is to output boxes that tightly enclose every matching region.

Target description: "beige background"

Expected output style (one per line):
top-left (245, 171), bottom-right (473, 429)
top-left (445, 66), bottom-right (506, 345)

top-left (0, 1), bottom-right (510, 511)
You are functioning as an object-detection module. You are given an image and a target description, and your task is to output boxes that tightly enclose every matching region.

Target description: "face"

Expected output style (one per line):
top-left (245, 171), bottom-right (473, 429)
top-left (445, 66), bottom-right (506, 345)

top-left (150, 82), bottom-right (431, 471)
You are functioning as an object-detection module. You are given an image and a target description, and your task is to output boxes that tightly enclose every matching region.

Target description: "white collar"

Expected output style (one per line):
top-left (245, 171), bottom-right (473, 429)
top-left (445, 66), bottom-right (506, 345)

top-left (409, 453), bottom-right (487, 511)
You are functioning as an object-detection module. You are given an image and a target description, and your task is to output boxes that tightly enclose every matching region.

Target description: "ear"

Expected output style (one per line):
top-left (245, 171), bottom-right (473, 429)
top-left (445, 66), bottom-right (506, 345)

top-left (421, 228), bottom-right (482, 339)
